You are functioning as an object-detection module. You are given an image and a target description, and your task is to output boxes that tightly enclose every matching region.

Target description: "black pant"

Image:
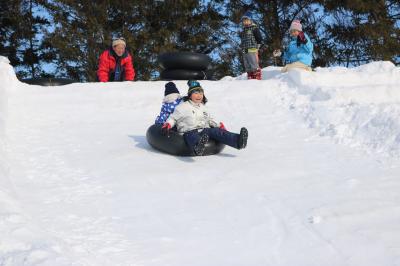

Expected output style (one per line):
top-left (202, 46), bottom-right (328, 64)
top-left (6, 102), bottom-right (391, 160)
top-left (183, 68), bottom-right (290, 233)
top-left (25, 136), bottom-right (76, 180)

top-left (184, 128), bottom-right (239, 150)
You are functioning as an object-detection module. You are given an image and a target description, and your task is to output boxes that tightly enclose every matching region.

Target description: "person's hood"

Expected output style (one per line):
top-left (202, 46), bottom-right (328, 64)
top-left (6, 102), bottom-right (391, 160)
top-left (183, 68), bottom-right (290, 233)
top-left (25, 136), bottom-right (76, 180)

top-left (163, 93), bottom-right (181, 103)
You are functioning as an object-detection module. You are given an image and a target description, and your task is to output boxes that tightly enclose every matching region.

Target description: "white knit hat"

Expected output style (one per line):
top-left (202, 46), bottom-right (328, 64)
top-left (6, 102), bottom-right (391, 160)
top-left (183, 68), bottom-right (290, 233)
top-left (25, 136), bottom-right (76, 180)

top-left (289, 20), bottom-right (302, 32)
top-left (112, 38), bottom-right (126, 47)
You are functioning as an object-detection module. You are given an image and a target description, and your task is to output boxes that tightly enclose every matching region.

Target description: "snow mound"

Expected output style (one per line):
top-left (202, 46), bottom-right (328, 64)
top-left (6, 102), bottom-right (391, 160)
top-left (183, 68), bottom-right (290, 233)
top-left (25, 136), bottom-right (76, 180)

top-left (0, 57), bottom-right (72, 265)
top-left (0, 56), bottom-right (14, 205)
top-left (250, 62), bottom-right (400, 157)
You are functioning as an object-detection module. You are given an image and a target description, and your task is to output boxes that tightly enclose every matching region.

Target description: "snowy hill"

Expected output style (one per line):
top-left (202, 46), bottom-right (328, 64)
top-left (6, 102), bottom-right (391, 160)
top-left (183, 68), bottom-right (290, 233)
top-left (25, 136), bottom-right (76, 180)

top-left (1, 55), bottom-right (400, 265)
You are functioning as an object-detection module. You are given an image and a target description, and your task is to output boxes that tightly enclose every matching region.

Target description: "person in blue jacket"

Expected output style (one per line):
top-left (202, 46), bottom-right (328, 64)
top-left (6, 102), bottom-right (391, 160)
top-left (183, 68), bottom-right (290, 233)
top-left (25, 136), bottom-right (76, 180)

top-left (273, 20), bottom-right (313, 72)
top-left (155, 82), bottom-right (182, 125)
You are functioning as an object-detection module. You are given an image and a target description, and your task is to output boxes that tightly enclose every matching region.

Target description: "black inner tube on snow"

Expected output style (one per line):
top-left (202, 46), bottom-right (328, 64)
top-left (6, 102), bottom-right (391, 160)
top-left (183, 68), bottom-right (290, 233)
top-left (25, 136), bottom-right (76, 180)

top-left (160, 69), bottom-right (214, 81)
top-left (20, 78), bottom-right (75, 86)
top-left (158, 52), bottom-right (211, 71)
top-left (146, 124), bottom-right (225, 156)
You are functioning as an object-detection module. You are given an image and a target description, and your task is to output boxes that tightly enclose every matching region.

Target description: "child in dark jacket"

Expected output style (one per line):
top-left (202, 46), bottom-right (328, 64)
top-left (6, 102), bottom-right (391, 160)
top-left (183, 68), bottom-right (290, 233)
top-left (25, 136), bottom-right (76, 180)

top-left (161, 80), bottom-right (248, 156)
top-left (155, 82), bottom-right (182, 125)
top-left (240, 11), bottom-right (264, 80)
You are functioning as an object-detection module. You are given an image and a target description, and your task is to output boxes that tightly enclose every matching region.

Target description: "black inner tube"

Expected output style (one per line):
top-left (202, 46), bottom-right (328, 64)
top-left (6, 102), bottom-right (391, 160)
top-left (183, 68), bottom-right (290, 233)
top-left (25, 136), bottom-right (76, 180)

top-left (158, 52), bottom-right (211, 71)
top-left (146, 124), bottom-right (225, 156)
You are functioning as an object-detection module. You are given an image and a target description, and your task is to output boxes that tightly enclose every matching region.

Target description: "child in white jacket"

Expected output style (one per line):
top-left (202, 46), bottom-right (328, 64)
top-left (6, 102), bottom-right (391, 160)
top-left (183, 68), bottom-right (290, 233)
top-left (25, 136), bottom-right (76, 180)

top-left (161, 80), bottom-right (248, 156)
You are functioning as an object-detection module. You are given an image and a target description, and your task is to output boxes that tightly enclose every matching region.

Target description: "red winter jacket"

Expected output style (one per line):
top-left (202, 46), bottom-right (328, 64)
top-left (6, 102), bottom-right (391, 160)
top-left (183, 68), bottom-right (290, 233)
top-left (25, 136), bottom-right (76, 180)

top-left (97, 48), bottom-right (135, 82)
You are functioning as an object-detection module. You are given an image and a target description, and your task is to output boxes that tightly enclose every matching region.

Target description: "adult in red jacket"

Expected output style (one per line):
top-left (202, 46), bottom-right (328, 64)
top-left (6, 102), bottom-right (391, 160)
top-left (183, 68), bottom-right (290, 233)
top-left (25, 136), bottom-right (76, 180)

top-left (97, 38), bottom-right (135, 82)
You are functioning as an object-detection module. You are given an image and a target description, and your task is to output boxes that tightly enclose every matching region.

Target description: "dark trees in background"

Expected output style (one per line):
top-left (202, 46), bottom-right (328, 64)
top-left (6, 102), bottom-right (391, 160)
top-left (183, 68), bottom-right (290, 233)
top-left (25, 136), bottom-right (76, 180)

top-left (224, 0), bottom-right (399, 70)
top-left (0, 0), bottom-right (21, 68)
top-left (0, 0), bottom-right (398, 80)
top-left (40, 0), bottom-right (227, 81)
top-left (225, 0), bottom-right (327, 71)
top-left (19, 0), bottom-right (50, 78)
top-left (42, 0), bottom-right (112, 81)
top-left (113, 0), bottom-right (228, 81)
top-left (1, 0), bottom-right (50, 78)
top-left (321, 0), bottom-right (400, 66)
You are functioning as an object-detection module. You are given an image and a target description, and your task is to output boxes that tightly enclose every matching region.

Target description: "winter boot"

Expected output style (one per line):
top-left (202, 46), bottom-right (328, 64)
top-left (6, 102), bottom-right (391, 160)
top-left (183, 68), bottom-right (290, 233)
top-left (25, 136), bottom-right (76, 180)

top-left (255, 68), bottom-right (262, 80)
top-left (193, 134), bottom-right (209, 156)
top-left (237, 127), bottom-right (248, 149)
top-left (247, 72), bottom-right (254, 80)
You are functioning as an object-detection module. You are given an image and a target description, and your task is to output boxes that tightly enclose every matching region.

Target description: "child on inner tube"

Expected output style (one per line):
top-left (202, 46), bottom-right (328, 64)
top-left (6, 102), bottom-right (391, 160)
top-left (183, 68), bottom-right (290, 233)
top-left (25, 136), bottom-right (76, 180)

top-left (161, 80), bottom-right (248, 156)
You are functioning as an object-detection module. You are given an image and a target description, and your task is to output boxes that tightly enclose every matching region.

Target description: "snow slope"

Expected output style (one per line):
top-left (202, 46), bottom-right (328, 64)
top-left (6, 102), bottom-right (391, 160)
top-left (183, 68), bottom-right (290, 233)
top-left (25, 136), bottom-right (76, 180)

top-left (1, 56), bottom-right (400, 265)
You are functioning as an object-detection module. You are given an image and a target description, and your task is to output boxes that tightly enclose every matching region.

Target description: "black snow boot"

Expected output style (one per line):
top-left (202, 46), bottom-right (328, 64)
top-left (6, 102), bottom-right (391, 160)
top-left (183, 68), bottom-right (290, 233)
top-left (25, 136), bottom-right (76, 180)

top-left (193, 134), bottom-right (209, 156)
top-left (238, 127), bottom-right (248, 149)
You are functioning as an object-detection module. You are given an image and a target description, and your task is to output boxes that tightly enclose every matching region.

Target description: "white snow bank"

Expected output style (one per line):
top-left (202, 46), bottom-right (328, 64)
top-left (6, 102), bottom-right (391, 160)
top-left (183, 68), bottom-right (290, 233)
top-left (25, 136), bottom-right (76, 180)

top-left (0, 57), bottom-right (71, 265)
top-left (253, 62), bottom-right (400, 157)
top-left (0, 56), bottom-right (16, 192)
top-left (1, 56), bottom-right (400, 265)
top-left (290, 61), bottom-right (400, 104)
top-left (0, 57), bottom-right (12, 196)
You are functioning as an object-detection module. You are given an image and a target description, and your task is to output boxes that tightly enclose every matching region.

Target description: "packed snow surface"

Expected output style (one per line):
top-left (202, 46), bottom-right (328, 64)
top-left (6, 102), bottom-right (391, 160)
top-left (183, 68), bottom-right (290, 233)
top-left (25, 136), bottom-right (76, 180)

top-left (1, 56), bottom-right (400, 265)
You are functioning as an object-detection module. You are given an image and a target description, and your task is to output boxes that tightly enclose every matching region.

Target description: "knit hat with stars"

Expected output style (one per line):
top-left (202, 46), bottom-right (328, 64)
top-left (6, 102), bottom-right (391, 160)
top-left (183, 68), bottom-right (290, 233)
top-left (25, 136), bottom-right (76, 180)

top-left (164, 82), bottom-right (179, 96)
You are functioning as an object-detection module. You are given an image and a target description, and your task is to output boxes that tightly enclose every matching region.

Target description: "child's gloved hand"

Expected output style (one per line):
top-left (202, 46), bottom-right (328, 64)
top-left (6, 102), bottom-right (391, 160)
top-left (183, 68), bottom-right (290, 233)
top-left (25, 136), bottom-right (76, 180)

top-left (161, 123), bottom-right (171, 137)
top-left (219, 122), bottom-right (226, 131)
top-left (297, 32), bottom-right (307, 45)
top-left (273, 49), bottom-right (282, 57)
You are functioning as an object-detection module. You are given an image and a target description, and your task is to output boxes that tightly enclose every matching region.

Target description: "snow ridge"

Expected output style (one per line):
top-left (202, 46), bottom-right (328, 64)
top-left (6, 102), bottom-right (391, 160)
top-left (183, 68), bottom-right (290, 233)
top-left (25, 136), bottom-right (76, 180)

top-left (258, 62), bottom-right (400, 157)
top-left (0, 57), bottom-right (72, 266)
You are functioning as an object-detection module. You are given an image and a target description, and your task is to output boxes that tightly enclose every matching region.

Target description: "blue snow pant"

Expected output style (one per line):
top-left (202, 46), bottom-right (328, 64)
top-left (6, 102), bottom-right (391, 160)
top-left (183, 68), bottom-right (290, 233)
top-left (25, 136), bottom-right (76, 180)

top-left (183, 128), bottom-right (239, 151)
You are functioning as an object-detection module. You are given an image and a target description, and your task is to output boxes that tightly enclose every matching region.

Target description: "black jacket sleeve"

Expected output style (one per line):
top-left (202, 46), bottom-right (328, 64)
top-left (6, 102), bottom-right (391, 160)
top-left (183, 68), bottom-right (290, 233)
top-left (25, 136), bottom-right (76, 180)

top-left (253, 28), bottom-right (263, 44)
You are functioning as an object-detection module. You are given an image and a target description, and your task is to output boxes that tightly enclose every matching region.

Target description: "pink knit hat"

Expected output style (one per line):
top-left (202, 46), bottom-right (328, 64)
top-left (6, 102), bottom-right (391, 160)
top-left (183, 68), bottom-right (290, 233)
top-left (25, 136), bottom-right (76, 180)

top-left (289, 20), bottom-right (302, 32)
